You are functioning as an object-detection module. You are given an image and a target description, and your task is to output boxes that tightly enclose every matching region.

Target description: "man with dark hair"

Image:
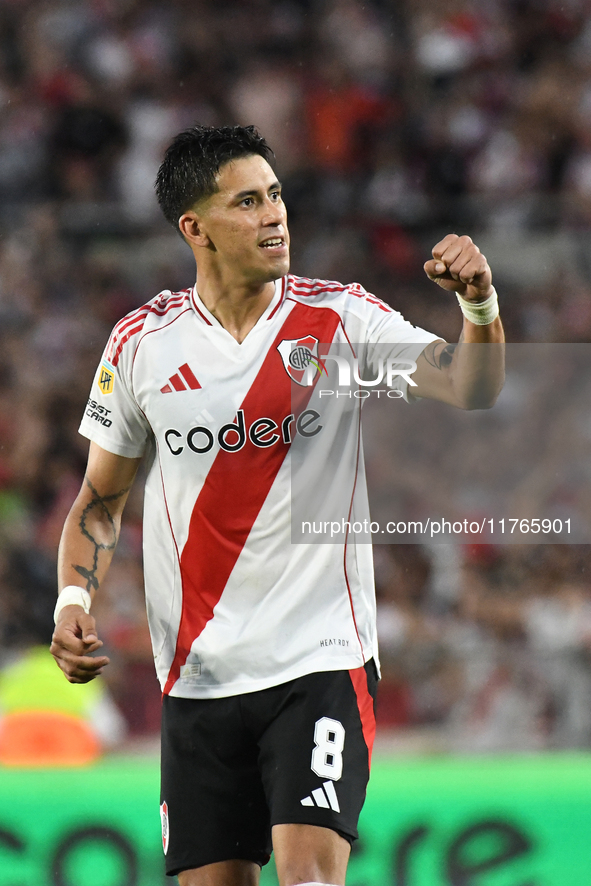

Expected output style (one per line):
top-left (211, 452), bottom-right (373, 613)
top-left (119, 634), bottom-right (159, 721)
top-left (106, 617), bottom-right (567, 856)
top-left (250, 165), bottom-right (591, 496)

top-left (51, 124), bottom-right (504, 886)
top-left (155, 124), bottom-right (274, 229)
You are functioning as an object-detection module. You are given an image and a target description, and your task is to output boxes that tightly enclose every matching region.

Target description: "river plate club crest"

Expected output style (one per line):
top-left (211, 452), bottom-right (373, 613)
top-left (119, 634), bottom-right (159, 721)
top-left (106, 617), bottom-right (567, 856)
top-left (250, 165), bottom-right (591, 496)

top-left (277, 336), bottom-right (322, 386)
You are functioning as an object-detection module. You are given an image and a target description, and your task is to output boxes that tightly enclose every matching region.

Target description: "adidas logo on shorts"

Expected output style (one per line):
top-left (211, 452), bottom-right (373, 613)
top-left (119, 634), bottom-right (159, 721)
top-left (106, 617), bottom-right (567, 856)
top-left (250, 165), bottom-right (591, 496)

top-left (300, 780), bottom-right (340, 813)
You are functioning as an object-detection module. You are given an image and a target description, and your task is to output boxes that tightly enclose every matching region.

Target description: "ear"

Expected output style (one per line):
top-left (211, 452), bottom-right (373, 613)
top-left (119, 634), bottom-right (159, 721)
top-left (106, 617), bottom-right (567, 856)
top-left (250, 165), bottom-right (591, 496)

top-left (178, 210), bottom-right (210, 247)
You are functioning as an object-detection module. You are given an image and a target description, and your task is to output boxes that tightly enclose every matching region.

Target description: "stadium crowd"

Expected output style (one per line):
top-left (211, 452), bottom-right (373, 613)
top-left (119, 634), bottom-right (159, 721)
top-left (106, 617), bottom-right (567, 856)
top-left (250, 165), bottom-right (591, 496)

top-left (1, 0), bottom-right (591, 751)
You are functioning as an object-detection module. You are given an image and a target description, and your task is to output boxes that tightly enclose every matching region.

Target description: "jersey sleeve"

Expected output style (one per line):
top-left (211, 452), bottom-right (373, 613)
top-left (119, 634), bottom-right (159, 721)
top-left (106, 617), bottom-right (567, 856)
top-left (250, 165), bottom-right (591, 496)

top-left (79, 341), bottom-right (151, 458)
top-left (345, 282), bottom-right (442, 401)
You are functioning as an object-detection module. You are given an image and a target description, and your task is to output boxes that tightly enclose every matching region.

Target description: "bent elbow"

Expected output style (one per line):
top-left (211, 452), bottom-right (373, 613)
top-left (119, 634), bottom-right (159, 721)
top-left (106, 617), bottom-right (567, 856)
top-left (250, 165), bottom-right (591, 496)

top-left (459, 386), bottom-right (503, 410)
top-left (463, 397), bottom-right (497, 411)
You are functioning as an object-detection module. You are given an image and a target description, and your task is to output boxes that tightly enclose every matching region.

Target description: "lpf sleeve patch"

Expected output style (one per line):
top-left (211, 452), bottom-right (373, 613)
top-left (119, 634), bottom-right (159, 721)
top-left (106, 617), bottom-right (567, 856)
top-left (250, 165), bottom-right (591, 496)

top-left (97, 360), bottom-right (115, 395)
top-left (160, 801), bottom-right (169, 854)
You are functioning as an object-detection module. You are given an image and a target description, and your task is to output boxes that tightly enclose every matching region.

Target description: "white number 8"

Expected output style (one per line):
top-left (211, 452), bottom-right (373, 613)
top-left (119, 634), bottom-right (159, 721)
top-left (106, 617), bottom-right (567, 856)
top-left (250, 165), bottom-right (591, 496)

top-left (311, 717), bottom-right (345, 781)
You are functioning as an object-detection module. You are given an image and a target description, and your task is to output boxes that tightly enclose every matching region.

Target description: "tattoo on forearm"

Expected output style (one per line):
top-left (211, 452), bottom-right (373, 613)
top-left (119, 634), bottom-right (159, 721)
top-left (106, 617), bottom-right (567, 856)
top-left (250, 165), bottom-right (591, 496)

top-left (424, 342), bottom-right (457, 370)
top-left (424, 330), bottom-right (465, 371)
top-left (72, 477), bottom-right (132, 593)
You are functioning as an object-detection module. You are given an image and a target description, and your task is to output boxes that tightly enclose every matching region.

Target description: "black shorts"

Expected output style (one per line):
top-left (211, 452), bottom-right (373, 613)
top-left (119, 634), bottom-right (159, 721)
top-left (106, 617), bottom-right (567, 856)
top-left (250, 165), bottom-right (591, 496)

top-left (160, 661), bottom-right (378, 877)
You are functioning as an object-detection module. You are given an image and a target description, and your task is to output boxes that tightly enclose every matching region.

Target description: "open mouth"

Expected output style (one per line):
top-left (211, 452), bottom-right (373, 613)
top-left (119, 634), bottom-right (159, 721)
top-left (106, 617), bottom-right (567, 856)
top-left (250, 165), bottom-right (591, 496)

top-left (259, 237), bottom-right (285, 249)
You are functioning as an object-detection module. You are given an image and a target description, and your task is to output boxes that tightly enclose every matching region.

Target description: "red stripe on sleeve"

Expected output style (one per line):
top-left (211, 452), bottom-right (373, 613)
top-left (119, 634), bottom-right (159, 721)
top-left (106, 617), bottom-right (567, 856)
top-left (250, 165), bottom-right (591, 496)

top-left (112, 306), bottom-right (150, 337)
top-left (107, 293), bottom-right (190, 363)
top-left (163, 303), bottom-right (341, 695)
top-left (110, 322), bottom-right (150, 366)
top-left (349, 665), bottom-right (376, 768)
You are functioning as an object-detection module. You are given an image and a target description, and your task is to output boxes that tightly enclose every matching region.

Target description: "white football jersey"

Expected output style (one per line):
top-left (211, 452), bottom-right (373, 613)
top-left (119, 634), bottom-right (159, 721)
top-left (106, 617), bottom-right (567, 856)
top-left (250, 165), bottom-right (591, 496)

top-left (79, 275), bottom-right (439, 698)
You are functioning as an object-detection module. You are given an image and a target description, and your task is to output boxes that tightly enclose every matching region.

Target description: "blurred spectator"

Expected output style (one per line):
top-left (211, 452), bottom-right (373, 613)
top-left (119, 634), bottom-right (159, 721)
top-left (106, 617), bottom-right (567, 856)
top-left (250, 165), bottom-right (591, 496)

top-left (230, 58), bottom-right (305, 174)
top-left (0, 580), bottom-right (126, 766)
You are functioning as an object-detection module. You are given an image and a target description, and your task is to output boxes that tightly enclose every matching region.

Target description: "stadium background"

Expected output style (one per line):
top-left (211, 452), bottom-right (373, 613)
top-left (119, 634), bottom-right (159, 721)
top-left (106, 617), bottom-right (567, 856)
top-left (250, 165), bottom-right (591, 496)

top-left (1, 0), bottom-right (591, 883)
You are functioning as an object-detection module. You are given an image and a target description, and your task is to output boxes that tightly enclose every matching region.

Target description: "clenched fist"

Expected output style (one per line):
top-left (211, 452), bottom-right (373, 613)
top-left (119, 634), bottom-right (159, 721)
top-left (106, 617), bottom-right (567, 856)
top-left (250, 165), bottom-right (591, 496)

top-left (424, 234), bottom-right (493, 303)
top-left (51, 606), bottom-right (110, 683)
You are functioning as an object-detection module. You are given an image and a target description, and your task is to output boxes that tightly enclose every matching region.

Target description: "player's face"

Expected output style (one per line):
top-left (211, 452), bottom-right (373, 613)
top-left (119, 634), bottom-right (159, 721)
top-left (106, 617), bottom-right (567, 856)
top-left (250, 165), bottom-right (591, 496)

top-left (198, 154), bottom-right (290, 284)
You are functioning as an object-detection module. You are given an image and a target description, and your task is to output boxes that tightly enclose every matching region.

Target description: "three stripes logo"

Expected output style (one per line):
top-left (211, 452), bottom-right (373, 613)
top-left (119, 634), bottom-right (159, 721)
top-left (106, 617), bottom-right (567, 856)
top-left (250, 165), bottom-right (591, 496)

top-left (161, 363), bottom-right (202, 394)
top-left (300, 780), bottom-right (340, 813)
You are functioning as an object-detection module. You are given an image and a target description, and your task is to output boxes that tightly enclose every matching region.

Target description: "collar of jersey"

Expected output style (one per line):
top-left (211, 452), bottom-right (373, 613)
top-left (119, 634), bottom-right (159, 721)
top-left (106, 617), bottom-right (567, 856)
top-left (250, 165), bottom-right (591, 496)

top-left (190, 278), bottom-right (285, 338)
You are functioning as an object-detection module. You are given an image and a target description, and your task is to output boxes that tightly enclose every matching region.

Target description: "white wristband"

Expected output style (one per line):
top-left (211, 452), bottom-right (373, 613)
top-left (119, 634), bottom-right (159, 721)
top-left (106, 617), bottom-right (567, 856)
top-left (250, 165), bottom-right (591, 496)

top-left (456, 287), bottom-right (499, 325)
top-left (54, 586), bottom-right (92, 624)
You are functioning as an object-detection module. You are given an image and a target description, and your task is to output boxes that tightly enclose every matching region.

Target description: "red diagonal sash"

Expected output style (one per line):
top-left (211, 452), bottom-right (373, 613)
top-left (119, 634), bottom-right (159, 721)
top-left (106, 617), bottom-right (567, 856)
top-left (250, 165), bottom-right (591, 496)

top-left (164, 303), bottom-right (341, 694)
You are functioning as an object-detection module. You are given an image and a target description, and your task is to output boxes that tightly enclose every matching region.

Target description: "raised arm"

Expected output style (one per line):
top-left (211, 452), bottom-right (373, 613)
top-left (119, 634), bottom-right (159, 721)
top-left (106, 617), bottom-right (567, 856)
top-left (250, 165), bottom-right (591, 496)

top-left (51, 441), bottom-right (142, 683)
top-left (411, 234), bottom-right (505, 408)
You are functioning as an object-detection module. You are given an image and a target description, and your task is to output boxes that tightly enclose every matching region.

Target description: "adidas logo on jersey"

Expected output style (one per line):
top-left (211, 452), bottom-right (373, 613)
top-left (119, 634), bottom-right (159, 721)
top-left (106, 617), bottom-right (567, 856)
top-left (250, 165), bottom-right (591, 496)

top-left (300, 780), bottom-right (340, 813)
top-left (161, 363), bottom-right (202, 393)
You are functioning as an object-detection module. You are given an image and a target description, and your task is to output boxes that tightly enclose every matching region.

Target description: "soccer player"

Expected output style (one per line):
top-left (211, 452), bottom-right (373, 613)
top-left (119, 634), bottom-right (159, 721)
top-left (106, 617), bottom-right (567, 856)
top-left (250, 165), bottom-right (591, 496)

top-left (51, 125), bottom-right (504, 886)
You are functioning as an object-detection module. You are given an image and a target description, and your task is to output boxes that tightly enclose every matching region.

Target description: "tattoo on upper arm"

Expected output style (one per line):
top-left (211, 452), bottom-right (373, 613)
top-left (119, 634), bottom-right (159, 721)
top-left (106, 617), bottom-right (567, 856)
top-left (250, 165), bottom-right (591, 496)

top-left (72, 477), bottom-right (132, 593)
top-left (424, 342), bottom-right (457, 370)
